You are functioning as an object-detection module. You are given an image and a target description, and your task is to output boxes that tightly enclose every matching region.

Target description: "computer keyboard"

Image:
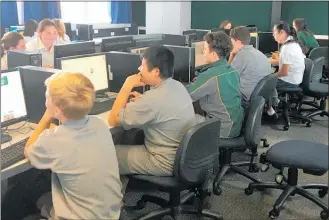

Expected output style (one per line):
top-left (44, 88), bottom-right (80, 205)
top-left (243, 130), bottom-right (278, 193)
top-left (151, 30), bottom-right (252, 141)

top-left (89, 97), bottom-right (115, 115)
top-left (1, 137), bottom-right (28, 170)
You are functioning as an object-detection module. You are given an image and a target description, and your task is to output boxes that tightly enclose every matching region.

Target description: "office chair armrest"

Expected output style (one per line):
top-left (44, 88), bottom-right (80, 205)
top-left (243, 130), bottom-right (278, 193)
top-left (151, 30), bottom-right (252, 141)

top-left (110, 127), bottom-right (125, 145)
top-left (120, 128), bottom-right (145, 145)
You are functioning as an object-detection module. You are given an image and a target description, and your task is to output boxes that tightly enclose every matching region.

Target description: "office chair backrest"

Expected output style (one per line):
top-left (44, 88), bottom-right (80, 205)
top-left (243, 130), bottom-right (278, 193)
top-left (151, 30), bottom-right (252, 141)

top-left (312, 57), bottom-right (325, 83)
top-left (250, 73), bottom-right (278, 102)
top-left (309, 46), bottom-right (328, 68)
top-left (301, 58), bottom-right (315, 91)
top-left (243, 96), bottom-right (265, 147)
top-left (173, 119), bottom-right (221, 185)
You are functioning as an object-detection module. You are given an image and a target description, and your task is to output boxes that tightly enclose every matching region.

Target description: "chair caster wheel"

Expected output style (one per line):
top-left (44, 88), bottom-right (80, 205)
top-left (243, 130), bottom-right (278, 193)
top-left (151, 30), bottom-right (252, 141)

top-left (319, 188), bottom-right (328, 198)
top-left (244, 187), bottom-right (254, 195)
top-left (263, 140), bottom-right (270, 148)
top-left (261, 164), bottom-right (270, 172)
top-left (269, 209), bottom-right (280, 219)
top-left (249, 164), bottom-right (260, 173)
top-left (320, 210), bottom-right (328, 220)
top-left (306, 122), bottom-right (312, 127)
top-left (213, 184), bottom-right (222, 196)
top-left (275, 174), bottom-right (284, 184)
top-left (283, 125), bottom-right (289, 131)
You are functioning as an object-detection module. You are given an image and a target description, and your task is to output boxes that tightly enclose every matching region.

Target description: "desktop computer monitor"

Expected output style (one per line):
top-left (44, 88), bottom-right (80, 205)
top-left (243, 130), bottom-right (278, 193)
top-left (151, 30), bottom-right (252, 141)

top-left (20, 66), bottom-right (61, 123)
top-left (250, 36), bottom-right (258, 49)
top-left (106, 52), bottom-right (143, 94)
top-left (164, 45), bottom-right (195, 84)
top-left (192, 41), bottom-right (207, 68)
top-left (7, 50), bottom-right (42, 69)
top-left (58, 53), bottom-right (109, 93)
top-left (9, 25), bottom-right (24, 35)
top-left (64, 22), bottom-right (73, 40)
top-left (1, 69), bottom-right (28, 127)
top-left (258, 32), bottom-right (279, 55)
top-left (129, 46), bottom-right (150, 55)
top-left (162, 34), bottom-right (187, 46)
top-left (54, 41), bottom-right (96, 68)
top-left (186, 33), bottom-right (197, 46)
top-left (100, 36), bottom-right (136, 52)
top-left (195, 30), bottom-right (209, 40)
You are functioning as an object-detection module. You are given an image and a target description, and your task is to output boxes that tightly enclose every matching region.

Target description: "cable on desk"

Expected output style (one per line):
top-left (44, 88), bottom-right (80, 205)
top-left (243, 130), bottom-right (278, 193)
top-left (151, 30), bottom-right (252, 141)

top-left (6, 120), bottom-right (30, 131)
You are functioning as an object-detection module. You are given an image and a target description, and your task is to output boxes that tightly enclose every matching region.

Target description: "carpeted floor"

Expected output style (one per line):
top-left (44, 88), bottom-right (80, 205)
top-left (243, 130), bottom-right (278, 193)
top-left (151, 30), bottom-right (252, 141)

top-left (1, 115), bottom-right (328, 220)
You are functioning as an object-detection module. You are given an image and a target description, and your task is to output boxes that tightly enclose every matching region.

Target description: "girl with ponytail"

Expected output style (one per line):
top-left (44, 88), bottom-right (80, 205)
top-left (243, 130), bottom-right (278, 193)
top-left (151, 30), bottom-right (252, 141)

top-left (293, 18), bottom-right (319, 55)
top-left (266, 21), bottom-right (306, 118)
top-left (1, 32), bottom-right (26, 70)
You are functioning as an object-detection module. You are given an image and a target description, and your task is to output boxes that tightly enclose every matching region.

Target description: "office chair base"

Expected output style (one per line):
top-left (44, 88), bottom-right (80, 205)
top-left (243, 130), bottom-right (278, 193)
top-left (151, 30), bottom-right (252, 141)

top-left (306, 110), bottom-right (329, 119)
top-left (133, 205), bottom-right (223, 220)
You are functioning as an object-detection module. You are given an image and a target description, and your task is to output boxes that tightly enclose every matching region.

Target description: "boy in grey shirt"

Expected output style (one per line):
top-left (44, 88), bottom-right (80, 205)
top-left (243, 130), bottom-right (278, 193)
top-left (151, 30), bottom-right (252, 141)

top-left (108, 46), bottom-right (195, 195)
top-left (24, 73), bottom-right (122, 219)
top-left (228, 26), bottom-right (272, 108)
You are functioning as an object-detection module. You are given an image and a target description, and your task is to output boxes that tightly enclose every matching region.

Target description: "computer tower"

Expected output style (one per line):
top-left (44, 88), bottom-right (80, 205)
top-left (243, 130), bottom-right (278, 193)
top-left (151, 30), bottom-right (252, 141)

top-left (20, 66), bottom-right (61, 123)
top-left (7, 50), bottom-right (42, 69)
top-left (76, 24), bottom-right (93, 41)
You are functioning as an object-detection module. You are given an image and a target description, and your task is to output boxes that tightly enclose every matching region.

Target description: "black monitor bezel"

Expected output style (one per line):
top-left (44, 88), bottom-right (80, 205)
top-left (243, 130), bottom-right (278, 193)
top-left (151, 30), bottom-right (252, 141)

top-left (1, 69), bottom-right (29, 128)
top-left (57, 52), bottom-right (109, 94)
top-left (100, 36), bottom-right (136, 52)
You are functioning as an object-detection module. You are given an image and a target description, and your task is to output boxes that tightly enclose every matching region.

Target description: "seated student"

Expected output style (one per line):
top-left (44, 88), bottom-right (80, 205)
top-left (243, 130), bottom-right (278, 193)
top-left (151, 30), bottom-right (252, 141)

top-left (53, 19), bottom-right (71, 44)
top-left (108, 46), bottom-right (195, 195)
top-left (293, 18), bottom-right (319, 55)
top-left (23, 19), bottom-right (38, 43)
top-left (187, 31), bottom-right (244, 138)
top-left (1, 32), bottom-right (26, 70)
top-left (228, 26), bottom-right (272, 108)
top-left (219, 20), bottom-right (232, 35)
top-left (26, 19), bottom-right (58, 68)
top-left (268, 22), bottom-right (305, 117)
top-left (24, 73), bottom-right (122, 219)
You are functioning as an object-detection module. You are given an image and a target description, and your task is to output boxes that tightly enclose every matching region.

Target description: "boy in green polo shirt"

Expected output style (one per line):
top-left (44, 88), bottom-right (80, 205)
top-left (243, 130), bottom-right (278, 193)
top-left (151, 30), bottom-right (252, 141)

top-left (187, 31), bottom-right (244, 138)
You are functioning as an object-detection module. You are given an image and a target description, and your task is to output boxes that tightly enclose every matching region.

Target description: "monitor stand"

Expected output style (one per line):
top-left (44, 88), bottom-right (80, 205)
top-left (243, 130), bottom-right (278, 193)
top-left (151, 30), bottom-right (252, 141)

top-left (1, 130), bottom-right (12, 144)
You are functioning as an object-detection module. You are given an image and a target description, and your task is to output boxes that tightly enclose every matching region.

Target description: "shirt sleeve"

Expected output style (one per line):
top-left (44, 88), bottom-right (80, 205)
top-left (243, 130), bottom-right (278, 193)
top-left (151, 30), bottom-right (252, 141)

top-left (186, 73), bottom-right (216, 102)
top-left (28, 129), bottom-right (57, 170)
top-left (231, 53), bottom-right (244, 74)
top-left (280, 46), bottom-right (294, 65)
top-left (119, 95), bottom-right (155, 130)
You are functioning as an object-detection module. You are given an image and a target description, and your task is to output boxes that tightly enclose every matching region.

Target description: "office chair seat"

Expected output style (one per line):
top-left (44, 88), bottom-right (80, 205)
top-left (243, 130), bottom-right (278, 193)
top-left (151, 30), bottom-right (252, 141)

top-left (266, 140), bottom-right (328, 172)
top-left (276, 86), bottom-right (303, 93)
top-left (219, 136), bottom-right (246, 149)
top-left (309, 82), bottom-right (329, 96)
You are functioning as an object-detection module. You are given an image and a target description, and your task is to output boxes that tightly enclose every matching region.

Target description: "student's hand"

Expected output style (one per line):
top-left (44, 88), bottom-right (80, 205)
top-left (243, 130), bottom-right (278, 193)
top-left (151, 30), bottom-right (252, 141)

top-left (271, 51), bottom-right (279, 60)
top-left (192, 77), bottom-right (197, 82)
top-left (124, 73), bottom-right (146, 89)
top-left (129, 91), bottom-right (142, 102)
top-left (231, 47), bottom-right (240, 55)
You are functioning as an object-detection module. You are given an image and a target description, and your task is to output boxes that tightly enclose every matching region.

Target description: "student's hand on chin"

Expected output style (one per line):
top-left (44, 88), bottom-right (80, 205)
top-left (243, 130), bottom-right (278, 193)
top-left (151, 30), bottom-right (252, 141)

top-left (124, 74), bottom-right (146, 89)
top-left (129, 91), bottom-right (142, 102)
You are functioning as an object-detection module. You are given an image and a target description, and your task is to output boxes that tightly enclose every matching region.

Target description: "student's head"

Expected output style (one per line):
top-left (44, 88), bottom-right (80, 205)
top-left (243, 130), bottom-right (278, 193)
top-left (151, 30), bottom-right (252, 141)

top-left (220, 20), bottom-right (232, 30)
top-left (293, 18), bottom-right (309, 34)
top-left (45, 73), bottom-right (95, 121)
top-left (23, 19), bottom-right (38, 37)
top-left (202, 31), bottom-right (232, 64)
top-left (52, 19), bottom-right (66, 39)
top-left (273, 21), bottom-right (297, 44)
top-left (37, 19), bottom-right (58, 48)
top-left (230, 26), bottom-right (251, 50)
top-left (139, 46), bottom-right (174, 86)
top-left (1, 32), bottom-right (26, 57)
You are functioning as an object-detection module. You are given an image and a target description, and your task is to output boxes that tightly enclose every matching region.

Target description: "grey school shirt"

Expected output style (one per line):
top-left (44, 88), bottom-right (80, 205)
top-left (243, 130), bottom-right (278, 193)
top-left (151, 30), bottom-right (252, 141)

top-left (28, 116), bottom-right (122, 220)
top-left (231, 45), bottom-right (272, 101)
top-left (119, 78), bottom-right (195, 170)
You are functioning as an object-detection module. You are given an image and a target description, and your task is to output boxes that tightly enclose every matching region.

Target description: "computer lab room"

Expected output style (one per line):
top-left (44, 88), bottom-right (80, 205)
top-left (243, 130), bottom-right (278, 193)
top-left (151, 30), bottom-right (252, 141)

top-left (0, 1), bottom-right (328, 220)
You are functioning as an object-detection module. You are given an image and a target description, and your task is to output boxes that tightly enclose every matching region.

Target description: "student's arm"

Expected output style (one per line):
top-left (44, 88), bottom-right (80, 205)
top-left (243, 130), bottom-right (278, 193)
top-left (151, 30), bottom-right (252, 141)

top-left (275, 49), bottom-right (294, 77)
top-left (227, 52), bottom-right (236, 64)
top-left (276, 64), bottom-right (289, 77)
top-left (108, 74), bottom-right (145, 127)
top-left (24, 109), bottom-right (54, 159)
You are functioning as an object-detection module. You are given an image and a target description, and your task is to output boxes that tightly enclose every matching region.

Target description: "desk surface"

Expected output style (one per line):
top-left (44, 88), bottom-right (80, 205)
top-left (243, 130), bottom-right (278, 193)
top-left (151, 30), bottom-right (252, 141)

top-left (1, 111), bottom-right (112, 180)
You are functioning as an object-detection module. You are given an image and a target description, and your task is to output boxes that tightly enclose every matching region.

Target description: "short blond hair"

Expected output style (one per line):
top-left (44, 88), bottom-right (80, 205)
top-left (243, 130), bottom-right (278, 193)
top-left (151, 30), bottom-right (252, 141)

top-left (46, 73), bottom-right (95, 120)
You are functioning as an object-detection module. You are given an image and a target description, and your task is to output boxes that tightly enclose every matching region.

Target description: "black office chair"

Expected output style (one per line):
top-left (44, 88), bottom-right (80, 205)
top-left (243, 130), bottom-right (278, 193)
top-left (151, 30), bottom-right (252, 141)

top-left (309, 47), bottom-right (329, 80)
top-left (128, 119), bottom-right (223, 220)
top-left (249, 73), bottom-right (278, 148)
top-left (245, 140), bottom-right (328, 220)
top-left (276, 58), bottom-right (313, 130)
top-left (212, 96), bottom-right (265, 196)
top-left (300, 57), bottom-right (329, 119)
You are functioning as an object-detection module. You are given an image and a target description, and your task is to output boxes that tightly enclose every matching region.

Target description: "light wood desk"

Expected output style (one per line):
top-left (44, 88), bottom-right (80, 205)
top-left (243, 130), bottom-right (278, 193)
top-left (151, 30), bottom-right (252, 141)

top-left (1, 112), bottom-right (114, 181)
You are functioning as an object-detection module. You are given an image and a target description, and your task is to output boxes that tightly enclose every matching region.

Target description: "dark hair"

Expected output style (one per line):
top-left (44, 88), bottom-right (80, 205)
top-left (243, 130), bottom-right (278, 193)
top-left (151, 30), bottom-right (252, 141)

top-left (23, 19), bottom-right (38, 37)
top-left (1, 32), bottom-right (24, 57)
top-left (275, 21), bottom-right (297, 45)
top-left (142, 46), bottom-right (174, 79)
top-left (230, 26), bottom-right (251, 45)
top-left (37, 19), bottom-right (56, 33)
top-left (220, 20), bottom-right (232, 29)
top-left (293, 18), bottom-right (313, 36)
top-left (203, 31), bottom-right (232, 59)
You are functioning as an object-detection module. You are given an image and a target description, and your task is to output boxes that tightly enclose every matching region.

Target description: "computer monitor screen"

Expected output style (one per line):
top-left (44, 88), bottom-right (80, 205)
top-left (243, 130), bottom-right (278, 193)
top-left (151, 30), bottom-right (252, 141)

top-left (192, 41), bottom-right (207, 67)
top-left (100, 36), bottom-right (135, 52)
top-left (129, 46), bottom-right (149, 55)
top-left (250, 36), bottom-right (258, 49)
top-left (258, 32), bottom-right (279, 54)
top-left (9, 25), bottom-right (24, 34)
top-left (183, 30), bottom-right (197, 35)
top-left (54, 41), bottom-right (96, 68)
top-left (1, 70), bottom-right (27, 127)
top-left (60, 54), bottom-right (109, 92)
